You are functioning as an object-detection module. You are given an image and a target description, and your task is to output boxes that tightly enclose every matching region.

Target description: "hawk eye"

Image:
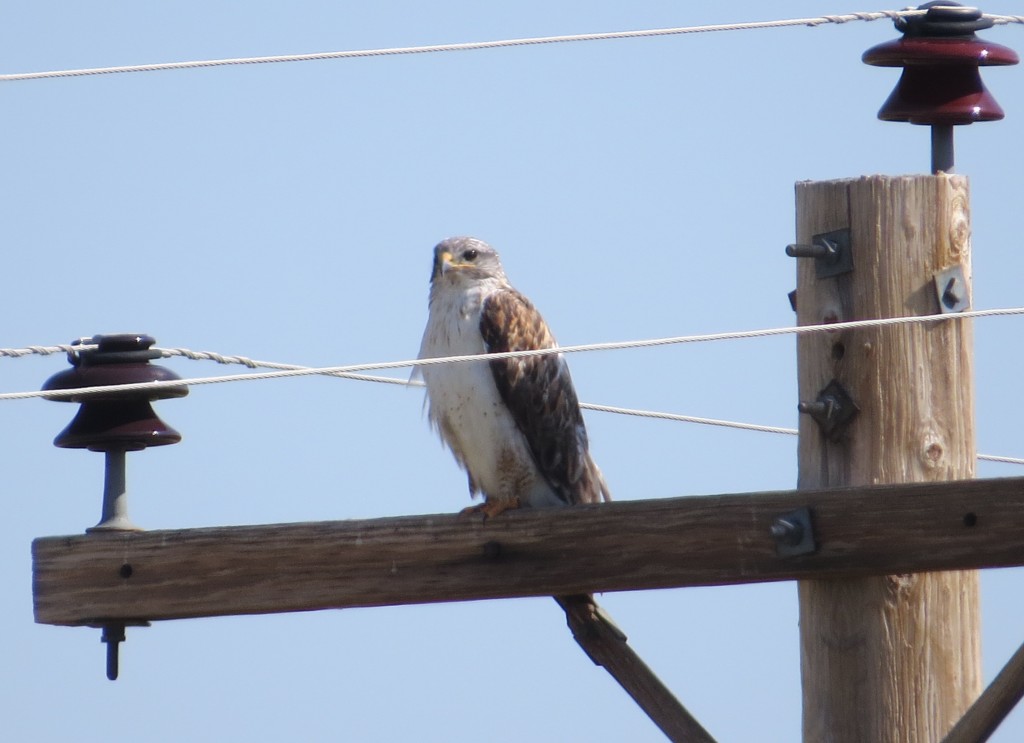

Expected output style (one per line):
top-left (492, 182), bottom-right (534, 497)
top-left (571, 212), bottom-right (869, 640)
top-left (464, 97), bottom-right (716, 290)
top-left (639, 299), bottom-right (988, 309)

top-left (463, 249), bottom-right (479, 261)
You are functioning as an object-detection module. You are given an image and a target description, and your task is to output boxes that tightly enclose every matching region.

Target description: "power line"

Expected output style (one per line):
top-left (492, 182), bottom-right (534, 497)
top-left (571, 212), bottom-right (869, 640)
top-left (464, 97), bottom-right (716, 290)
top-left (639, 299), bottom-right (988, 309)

top-left (0, 344), bottom-right (82, 359)
top-left (4, 315), bottom-right (1022, 464)
top-left (578, 401), bottom-right (799, 436)
top-left (978, 454), bottom-right (1024, 466)
top-left (3, 305), bottom-right (1023, 401)
top-left (4, 10), bottom-right (1020, 83)
top-left (580, 403), bottom-right (1024, 465)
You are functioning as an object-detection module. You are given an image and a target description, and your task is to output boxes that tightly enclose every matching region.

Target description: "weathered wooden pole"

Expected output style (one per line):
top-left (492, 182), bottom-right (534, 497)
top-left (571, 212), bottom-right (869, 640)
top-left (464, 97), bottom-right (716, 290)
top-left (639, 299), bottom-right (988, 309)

top-left (794, 174), bottom-right (980, 741)
top-left (795, 5), bottom-right (1018, 738)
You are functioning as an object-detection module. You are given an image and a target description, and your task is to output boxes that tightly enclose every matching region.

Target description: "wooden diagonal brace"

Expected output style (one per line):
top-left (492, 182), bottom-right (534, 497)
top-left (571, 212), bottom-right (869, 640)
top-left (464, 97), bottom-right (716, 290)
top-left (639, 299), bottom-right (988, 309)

top-left (557, 594), bottom-right (717, 743)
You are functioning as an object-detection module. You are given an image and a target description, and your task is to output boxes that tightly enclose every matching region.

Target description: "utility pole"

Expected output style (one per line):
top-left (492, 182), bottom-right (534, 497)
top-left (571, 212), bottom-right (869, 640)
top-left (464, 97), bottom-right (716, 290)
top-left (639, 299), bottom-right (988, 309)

top-left (794, 4), bottom-right (1016, 739)
top-left (794, 174), bottom-right (979, 741)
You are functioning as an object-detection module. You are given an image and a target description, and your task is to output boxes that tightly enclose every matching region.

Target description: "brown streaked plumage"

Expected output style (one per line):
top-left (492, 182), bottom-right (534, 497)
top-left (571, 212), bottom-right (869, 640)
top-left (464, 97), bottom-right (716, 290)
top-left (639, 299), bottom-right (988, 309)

top-left (417, 236), bottom-right (610, 517)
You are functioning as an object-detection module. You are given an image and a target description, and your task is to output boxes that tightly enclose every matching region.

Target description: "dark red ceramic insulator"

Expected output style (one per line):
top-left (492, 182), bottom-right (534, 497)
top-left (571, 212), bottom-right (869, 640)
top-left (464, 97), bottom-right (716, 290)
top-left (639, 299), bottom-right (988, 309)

top-left (43, 334), bottom-right (187, 535)
top-left (42, 334), bottom-right (187, 452)
top-left (862, 2), bottom-right (1018, 172)
top-left (42, 333), bottom-right (186, 675)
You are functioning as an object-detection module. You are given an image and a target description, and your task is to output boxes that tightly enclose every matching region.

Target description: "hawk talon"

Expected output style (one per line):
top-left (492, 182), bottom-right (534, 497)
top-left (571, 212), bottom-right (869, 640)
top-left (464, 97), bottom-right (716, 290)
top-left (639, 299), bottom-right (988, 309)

top-left (458, 497), bottom-right (521, 521)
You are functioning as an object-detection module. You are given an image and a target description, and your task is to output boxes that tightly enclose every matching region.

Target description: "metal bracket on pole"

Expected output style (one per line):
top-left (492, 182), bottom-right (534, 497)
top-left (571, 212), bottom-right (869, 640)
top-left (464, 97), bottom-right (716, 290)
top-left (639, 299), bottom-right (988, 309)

top-left (934, 264), bottom-right (971, 314)
top-left (798, 379), bottom-right (859, 442)
top-left (770, 507), bottom-right (817, 557)
top-left (786, 228), bottom-right (853, 278)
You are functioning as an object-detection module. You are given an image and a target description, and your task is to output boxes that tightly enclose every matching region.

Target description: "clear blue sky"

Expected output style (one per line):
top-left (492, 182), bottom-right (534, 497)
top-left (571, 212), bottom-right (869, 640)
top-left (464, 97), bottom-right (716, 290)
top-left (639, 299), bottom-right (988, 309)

top-left (3, 2), bottom-right (1023, 741)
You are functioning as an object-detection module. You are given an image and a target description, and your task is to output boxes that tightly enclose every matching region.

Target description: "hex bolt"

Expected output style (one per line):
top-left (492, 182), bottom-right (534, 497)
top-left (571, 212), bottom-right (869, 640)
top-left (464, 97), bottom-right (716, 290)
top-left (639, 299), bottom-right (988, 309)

top-left (786, 243), bottom-right (823, 259)
top-left (798, 397), bottom-right (838, 420)
top-left (798, 380), bottom-right (859, 442)
top-left (770, 507), bottom-right (818, 557)
top-left (786, 241), bottom-right (839, 263)
top-left (786, 229), bottom-right (853, 278)
top-left (770, 517), bottom-right (804, 546)
top-left (941, 277), bottom-right (962, 310)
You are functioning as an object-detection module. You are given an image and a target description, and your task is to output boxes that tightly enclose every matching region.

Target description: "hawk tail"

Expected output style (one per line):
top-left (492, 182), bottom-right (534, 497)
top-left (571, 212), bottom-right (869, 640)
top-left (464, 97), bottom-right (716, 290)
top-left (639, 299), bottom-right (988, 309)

top-left (579, 454), bottom-right (612, 504)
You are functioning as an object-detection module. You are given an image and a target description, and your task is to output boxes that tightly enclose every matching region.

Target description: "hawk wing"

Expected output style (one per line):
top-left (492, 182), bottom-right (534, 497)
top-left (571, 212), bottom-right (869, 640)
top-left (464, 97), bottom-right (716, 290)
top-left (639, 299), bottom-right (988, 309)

top-left (479, 288), bottom-right (599, 505)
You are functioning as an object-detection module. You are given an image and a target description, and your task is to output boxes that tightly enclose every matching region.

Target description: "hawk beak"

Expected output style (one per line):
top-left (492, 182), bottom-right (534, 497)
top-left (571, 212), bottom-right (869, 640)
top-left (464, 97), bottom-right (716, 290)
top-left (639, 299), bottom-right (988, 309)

top-left (438, 250), bottom-right (456, 274)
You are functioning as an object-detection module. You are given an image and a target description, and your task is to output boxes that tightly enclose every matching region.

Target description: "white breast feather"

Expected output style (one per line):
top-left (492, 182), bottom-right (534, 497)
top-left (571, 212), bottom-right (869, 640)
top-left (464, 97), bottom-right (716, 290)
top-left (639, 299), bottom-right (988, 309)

top-left (418, 282), bottom-right (561, 507)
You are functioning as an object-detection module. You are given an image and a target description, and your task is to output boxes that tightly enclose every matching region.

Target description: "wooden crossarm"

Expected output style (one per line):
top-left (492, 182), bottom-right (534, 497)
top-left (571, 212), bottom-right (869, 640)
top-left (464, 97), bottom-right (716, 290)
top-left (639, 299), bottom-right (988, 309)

top-left (32, 476), bottom-right (1024, 626)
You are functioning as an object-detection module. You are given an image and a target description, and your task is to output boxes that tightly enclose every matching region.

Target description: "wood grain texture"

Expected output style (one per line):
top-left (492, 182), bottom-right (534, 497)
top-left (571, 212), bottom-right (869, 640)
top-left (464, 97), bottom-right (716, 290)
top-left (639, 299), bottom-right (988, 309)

top-left (32, 476), bottom-right (1024, 626)
top-left (795, 175), bottom-right (980, 743)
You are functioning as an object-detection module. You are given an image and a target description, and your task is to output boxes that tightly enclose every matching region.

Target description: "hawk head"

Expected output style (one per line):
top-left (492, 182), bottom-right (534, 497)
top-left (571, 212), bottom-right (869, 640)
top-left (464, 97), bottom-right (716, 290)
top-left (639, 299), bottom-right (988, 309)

top-left (430, 236), bottom-right (508, 285)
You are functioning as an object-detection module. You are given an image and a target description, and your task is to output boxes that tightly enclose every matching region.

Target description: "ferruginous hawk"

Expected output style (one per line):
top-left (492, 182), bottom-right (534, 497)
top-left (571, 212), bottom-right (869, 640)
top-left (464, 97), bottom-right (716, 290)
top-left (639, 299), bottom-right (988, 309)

top-left (417, 236), bottom-right (610, 519)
